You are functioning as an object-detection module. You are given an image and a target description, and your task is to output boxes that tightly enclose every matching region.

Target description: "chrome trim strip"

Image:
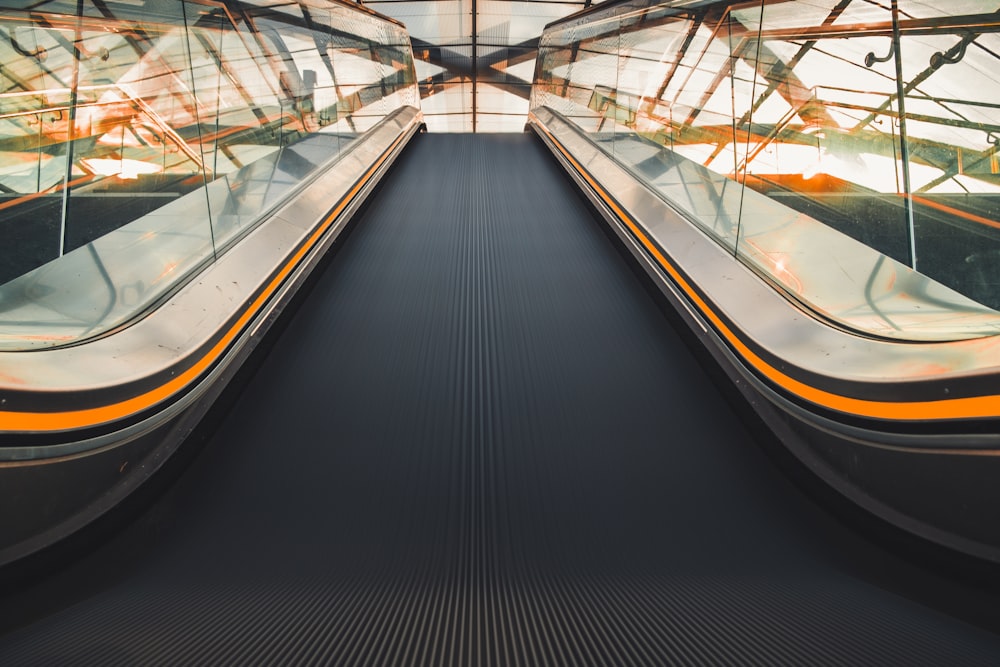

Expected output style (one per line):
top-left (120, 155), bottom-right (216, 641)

top-left (0, 107), bottom-right (422, 446)
top-left (528, 107), bottom-right (1000, 427)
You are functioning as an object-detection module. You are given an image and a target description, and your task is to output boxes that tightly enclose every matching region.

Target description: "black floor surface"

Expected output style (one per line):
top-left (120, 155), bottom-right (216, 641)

top-left (1, 133), bottom-right (999, 665)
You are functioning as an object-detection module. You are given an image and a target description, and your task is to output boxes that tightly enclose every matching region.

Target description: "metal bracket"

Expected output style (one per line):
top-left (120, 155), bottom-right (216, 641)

top-left (864, 43), bottom-right (894, 68)
top-left (930, 39), bottom-right (969, 70)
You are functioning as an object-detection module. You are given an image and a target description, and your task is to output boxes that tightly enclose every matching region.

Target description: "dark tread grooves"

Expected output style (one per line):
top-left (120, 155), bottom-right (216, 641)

top-left (0, 133), bottom-right (998, 665)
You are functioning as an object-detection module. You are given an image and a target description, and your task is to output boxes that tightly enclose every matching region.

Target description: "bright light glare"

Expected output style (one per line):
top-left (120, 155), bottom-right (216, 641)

top-left (82, 158), bottom-right (162, 180)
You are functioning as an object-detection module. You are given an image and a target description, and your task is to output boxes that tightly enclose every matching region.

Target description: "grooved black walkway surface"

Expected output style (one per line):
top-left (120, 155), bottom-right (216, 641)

top-left (1, 134), bottom-right (999, 665)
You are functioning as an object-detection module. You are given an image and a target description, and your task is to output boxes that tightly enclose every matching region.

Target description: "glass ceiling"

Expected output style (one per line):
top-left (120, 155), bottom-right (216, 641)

top-left (364, 0), bottom-right (605, 131)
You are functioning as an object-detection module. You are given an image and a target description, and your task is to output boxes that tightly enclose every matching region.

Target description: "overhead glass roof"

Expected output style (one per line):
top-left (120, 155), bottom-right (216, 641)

top-left (364, 0), bottom-right (605, 131)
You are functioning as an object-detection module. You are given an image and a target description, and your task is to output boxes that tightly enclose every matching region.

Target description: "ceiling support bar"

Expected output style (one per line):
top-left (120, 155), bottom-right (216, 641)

top-left (472, 0), bottom-right (478, 132)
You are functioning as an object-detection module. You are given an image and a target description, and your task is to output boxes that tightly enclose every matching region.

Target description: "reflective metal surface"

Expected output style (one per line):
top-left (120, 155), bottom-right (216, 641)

top-left (531, 101), bottom-right (1000, 563)
top-left (0, 0), bottom-right (419, 349)
top-left (532, 0), bottom-right (1000, 340)
top-left (0, 105), bottom-right (422, 440)
top-left (529, 108), bottom-right (1000, 413)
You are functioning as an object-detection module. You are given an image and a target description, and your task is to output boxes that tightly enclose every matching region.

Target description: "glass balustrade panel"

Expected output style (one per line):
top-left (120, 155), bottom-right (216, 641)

top-left (0, 0), bottom-right (419, 350)
top-left (531, 0), bottom-right (1000, 340)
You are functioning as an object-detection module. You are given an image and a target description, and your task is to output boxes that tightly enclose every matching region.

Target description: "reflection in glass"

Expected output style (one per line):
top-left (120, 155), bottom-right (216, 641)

top-left (532, 0), bottom-right (1000, 340)
top-left (0, 0), bottom-right (418, 349)
top-left (366, 0), bottom-right (590, 132)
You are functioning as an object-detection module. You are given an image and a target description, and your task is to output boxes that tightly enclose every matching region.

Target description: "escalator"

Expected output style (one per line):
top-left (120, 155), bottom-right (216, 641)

top-left (0, 133), bottom-right (998, 664)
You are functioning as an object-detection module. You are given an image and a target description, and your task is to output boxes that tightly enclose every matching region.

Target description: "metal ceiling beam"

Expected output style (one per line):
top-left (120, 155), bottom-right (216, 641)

top-left (754, 11), bottom-right (1000, 41)
top-left (410, 37), bottom-right (538, 71)
top-left (365, 0), bottom-right (592, 128)
top-left (409, 37), bottom-right (534, 100)
top-left (641, 12), bottom-right (703, 117)
top-left (471, 0), bottom-right (477, 131)
top-left (850, 27), bottom-right (986, 135)
top-left (478, 39), bottom-right (539, 70)
top-left (735, 0), bottom-right (853, 129)
top-left (420, 69), bottom-right (531, 101)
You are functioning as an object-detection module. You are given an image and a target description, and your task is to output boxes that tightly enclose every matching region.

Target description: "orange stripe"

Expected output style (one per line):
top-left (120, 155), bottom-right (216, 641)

top-left (0, 132), bottom-right (409, 433)
top-left (533, 119), bottom-right (1000, 422)
top-left (910, 195), bottom-right (1000, 232)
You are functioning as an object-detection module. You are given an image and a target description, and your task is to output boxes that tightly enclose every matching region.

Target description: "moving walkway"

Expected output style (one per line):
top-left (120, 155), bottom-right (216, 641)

top-left (1, 0), bottom-right (999, 663)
